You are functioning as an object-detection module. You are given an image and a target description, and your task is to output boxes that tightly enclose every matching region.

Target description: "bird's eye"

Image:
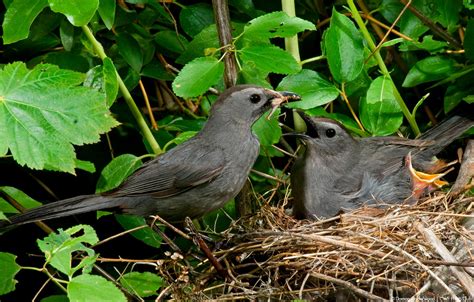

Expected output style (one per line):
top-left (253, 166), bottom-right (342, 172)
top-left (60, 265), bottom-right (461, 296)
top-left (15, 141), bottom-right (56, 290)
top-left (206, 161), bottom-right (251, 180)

top-left (325, 128), bottom-right (336, 138)
top-left (249, 94), bottom-right (261, 103)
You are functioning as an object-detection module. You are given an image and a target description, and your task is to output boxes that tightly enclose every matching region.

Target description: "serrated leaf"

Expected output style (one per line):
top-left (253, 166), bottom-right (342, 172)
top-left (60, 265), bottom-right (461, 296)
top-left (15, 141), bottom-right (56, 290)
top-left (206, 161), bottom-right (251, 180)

top-left (402, 56), bottom-right (459, 87)
top-left (172, 57), bottom-right (224, 98)
top-left (252, 109), bottom-right (281, 146)
top-left (2, 0), bottom-right (48, 44)
top-left (176, 25), bottom-right (219, 64)
top-left (48, 0), bottom-right (99, 27)
top-left (98, 0), bottom-right (116, 30)
top-left (103, 58), bottom-right (119, 107)
top-left (277, 69), bottom-right (339, 109)
top-left (360, 76), bottom-right (402, 135)
top-left (0, 252), bottom-right (21, 295)
top-left (37, 225), bottom-right (99, 277)
top-left (238, 65), bottom-right (271, 88)
top-left (0, 186), bottom-right (43, 214)
top-left (120, 272), bottom-right (163, 298)
top-left (324, 9), bottom-right (364, 83)
top-left (0, 62), bottom-right (118, 173)
top-left (179, 3), bottom-right (214, 37)
top-left (243, 11), bottom-right (315, 39)
top-left (68, 274), bottom-right (127, 302)
top-left (239, 45), bottom-right (300, 75)
top-left (96, 154), bottom-right (143, 193)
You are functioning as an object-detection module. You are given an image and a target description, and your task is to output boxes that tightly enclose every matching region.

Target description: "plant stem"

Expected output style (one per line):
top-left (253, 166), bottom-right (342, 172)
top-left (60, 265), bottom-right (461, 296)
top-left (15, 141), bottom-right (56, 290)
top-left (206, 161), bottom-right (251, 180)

top-left (81, 25), bottom-right (162, 154)
top-left (281, 0), bottom-right (301, 62)
top-left (346, 0), bottom-right (420, 136)
top-left (300, 55), bottom-right (325, 66)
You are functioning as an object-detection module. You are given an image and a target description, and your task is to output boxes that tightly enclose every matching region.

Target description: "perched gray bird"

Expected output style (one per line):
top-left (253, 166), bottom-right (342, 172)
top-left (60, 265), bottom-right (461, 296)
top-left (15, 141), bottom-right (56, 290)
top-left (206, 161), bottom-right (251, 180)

top-left (290, 113), bottom-right (473, 219)
top-left (2, 85), bottom-right (299, 226)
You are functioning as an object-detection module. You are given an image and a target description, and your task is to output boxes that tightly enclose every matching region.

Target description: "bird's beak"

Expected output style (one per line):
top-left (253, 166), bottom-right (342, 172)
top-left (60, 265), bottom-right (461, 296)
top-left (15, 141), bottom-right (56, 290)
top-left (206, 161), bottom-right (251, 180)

top-left (265, 90), bottom-right (301, 120)
top-left (282, 110), bottom-right (319, 139)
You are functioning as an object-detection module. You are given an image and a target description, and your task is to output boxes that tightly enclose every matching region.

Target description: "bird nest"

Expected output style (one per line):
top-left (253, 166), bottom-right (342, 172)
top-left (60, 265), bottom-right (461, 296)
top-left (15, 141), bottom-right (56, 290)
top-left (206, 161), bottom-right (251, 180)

top-left (157, 191), bottom-right (474, 301)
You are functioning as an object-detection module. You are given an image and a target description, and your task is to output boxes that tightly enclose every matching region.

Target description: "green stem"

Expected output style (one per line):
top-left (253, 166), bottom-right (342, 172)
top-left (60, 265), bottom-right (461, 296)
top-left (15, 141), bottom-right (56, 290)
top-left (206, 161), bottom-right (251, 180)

top-left (300, 55), bottom-right (325, 66)
top-left (81, 25), bottom-right (162, 154)
top-left (281, 0), bottom-right (301, 62)
top-left (346, 0), bottom-right (420, 136)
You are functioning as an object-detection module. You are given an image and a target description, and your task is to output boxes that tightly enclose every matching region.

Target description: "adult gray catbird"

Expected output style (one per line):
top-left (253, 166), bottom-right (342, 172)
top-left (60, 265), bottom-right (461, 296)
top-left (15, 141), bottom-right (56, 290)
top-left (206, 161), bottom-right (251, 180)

top-left (290, 113), bottom-right (473, 219)
top-left (2, 85), bottom-right (299, 227)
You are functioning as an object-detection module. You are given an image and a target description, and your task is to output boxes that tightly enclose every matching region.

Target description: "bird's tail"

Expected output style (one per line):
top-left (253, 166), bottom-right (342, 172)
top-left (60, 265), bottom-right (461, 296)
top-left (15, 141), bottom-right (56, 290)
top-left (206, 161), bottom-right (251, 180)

top-left (0, 194), bottom-right (120, 228)
top-left (419, 115), bottom-right (473, 157)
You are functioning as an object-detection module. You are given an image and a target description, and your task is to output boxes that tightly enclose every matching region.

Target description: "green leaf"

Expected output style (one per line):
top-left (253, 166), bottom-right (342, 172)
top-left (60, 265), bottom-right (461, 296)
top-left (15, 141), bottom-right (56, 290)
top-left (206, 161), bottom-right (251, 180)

top-left (117, 33), bottom-right (143, 72)
top-left (252, 109), bottom-right (282, 146)
top-left (0, 252), bottom-right (21, 295)
top-left (0, 62), bottom-right (118, 173)
top-left (154, 30), bottom-right (189, 54)
top-left (37, 225), bottom-right (99, 277)
top-left (402, 56), bottom-right (459, 87)
top-left (243, 11), bottom-right (315, 39)
top-left (163, 131), bottom-right (198, 151)
top-left (103, 58), bottom-right (119, 107)
top-left (119, 272), bottom-right (163, 297)
top-left (98, 0), bottom-right (116, 30)
top-left (68, 274), bottom-right (127, 302)
top-left (0, 186), bottom-right (42, 214)
top-left (434, 0), bottom-right (462, 32)
top-left (74, 159), bottom-right (96, 173)
top-left (277, 69), bottom-right (339, 109)
top-left (176, 25), bottom-right (219, 64)
top-left (238, 65), bottom-right (271, 88)
top-left (2, 0), bottom-right (48, 44)
top-left (179, 3), bottom-right (215, 37)
top-left (48, 0), bottom-right (99, 27)
top-left (324, 8), bottom-right (364, 83)
top-left (399, 35), bottom-right (447, 53)
top-left (465, 19), bottom-right (474, 61)
top-left (115, 215), bottom-right (163, 248)
top-left (172, 57), bottom-right (225, 98)
top-left (239, 45), bottom-right (300, 75)
top-left (465, 0), bottom-right (474, 9)
top-left (360, 76), bottom-right (403, 136)
top-left (444, 84), bottom-right (472, 113)
top-left (96, 154), bottom-right (143, 193)
top-left (40, 295), bottom-right (69, 302)
top-left (59, 19), bottom-right (75, 51)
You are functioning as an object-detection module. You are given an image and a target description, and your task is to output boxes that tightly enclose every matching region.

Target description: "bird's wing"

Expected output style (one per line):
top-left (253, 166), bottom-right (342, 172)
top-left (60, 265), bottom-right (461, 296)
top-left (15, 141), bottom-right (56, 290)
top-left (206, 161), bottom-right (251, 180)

top-left (105, 141), bottom-right (225, 198)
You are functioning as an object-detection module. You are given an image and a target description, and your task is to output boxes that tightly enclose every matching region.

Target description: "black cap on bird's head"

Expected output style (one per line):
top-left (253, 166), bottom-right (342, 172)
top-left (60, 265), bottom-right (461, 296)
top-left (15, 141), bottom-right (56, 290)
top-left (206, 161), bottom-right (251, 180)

top-left (209, 85), bottom-right (300, 125)
top-left (285, 111), bottom-right (357, 154)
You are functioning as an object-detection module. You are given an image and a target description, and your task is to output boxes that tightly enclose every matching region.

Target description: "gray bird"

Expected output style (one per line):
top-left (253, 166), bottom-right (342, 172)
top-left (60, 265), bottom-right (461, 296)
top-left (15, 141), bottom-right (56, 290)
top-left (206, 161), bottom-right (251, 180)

top-left (290, 113), bottom-right (473, 219)
top-left (2, 85), bottom-right (299, 226)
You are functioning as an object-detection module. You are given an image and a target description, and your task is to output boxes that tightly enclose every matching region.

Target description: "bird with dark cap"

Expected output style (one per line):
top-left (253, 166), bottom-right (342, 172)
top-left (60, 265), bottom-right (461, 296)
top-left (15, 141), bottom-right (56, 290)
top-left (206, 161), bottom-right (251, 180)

top-left (1, 85), bottom-right (299, 227)
top-left (290, 112), bottom-right (473, 219)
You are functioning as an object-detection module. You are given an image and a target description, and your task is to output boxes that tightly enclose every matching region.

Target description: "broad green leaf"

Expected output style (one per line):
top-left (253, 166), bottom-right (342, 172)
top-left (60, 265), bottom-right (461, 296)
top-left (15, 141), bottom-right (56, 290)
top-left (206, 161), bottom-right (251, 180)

top-left (402, 56), bottom-right (459, 87)
top-left (68, 274), bottom-right (126, 302)
top-left (37, 225), bottom-right (99, 277)
top-left (360, 76), bottom-right (402, 136)
top-left (176, 25), bottom-right (219, 64)
top-left (117, 33), bottom-right (143, 72)
top-left (344, 69), bottom-right (372, 98)
top-left (96, 154), bottom-right (143, 193)
top-left (119, 272), bottom-right (163, 297)
top-left (48, 0), bottom-right (99, 26)
top-left (74, 159), bottom-right (96, 173)
top-left (229, 0), bottom-right (265, 18)
top-left (399, 35), bottom-right (447, 53)
top-left (465, 0), bottom-right (474, 9)
top-left (59, 19), bottom-right (75, 51)
top-left (277, 69), bottom-right (339, 109)
top-left (434, 0), bottom-right (462, 32)
top-left (154, 30), bottom-right (189, 54)
top-left (40, 295), bottom-right (69, 302)
top-left (141, 60), bottom-right (174, 81)
top-left (103, 58), bottom-right (119, 107)
top-left (239, 45), bottom-right (300, 75)
top-left (444, 84), bottom-right (472, 113)
top-left (243, 11), bottom-right (315, 39)
top-left (172, 57), bottom-right (225, 98)
top-left (238, 64), bottom-right (271, 88)
top-left (398, 0), bottom-right (434, 38)
top-left (2, 0), bottom-right (48, 44)
top-left (163, 131), bottom-right (197, 151)
top-left (0, 252), bottom-right (21, 295)
top-left (0, 186), bottom-right (42, 214)
top-left (98, 0), bottom-right (116, 30)
top-left (0, 63), bottom-right (118, 173)
top-left (324, 9), bottom-right (364, 83)
top-left (115, 215), bottom-right (163, 248)
top-left (465, 19), bottom-right (474, 61)
top-left (252, 109), bottom-right (281, 146)
top-left (179, 3), bottom-right (214, 37)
